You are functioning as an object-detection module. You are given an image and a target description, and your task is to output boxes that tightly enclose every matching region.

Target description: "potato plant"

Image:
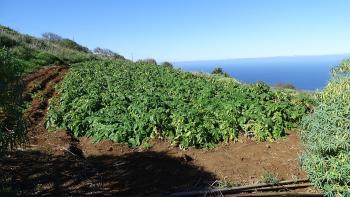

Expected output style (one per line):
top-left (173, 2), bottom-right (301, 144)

top-left (46, 60), bottom-right (311, 148)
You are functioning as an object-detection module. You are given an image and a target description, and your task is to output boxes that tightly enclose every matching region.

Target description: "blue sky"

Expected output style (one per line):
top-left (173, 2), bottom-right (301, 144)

top-left (1, 0), bottom-right (350, 61)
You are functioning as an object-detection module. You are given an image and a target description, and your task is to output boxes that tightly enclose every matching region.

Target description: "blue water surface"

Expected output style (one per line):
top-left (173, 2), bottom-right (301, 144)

top-left (174, 54), bottom-right (349, 90)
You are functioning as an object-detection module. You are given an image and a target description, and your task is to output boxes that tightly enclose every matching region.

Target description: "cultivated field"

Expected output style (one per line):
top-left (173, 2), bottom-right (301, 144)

top-left (1, 25), bottom-right (349, 196)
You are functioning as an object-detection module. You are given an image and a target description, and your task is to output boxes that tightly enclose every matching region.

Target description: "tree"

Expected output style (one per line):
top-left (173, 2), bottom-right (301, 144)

top-left (211, 67), bottom-right (230, 77)
top-left (161, 61), bottom-right (173, 69)
top-left (42, 32), bottom-right (62, 41)
top-left (211, 67), bottom-right (224, 75)
top-left (93, 47), bottom-right (125, 60)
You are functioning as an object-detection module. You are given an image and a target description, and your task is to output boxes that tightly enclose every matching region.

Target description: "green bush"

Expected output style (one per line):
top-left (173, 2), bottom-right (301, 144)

top-left (34, 51), bottom-right (62, 65)
top-left (301, 59), bottom-right (350, 196)
top-left (10, 45), bottom-right (35, 59)
top-left (136, 58), bottom-right (157, 65)
top-left (8, 46), bottom-right (62, 72)
top-left (161, 61), bottom-right (173, 69)
top-left (0, 48), bottom-right (26, 154)
top-left (46, 60), bottom-right (311, 148)
top-left (58, 39), bottom-right (90, 53)
top-left (211, 67), bottom-right (230, 77)
top-left (0, 34), bottom-right (18, 48)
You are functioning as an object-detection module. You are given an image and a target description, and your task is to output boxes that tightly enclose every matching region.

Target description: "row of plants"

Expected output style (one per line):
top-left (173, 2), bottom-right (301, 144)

top-left (301, 59), bottom-right (350, 196)
top-left (46, 60), bottom-right (313, 148)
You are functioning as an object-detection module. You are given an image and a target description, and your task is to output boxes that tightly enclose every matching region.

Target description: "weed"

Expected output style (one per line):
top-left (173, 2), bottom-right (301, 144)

top-left (261, 172), bottom-right (279, 184)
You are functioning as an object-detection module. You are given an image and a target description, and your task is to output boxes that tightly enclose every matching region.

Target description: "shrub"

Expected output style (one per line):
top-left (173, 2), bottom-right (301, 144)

top-left (211, 67), bottom-right (230, 77)
top-left (34, 51), bottom-right (62, 65)
top-left (93, 47), bottom-right (124, 60)
top-left (0, 48), bottom-right (26, 154)
top-left (58, 39), bottom-right (90, 53)
top-left (301, 59), bottom-right (350, 196)
top-left (136, 58), bottom-right (157, 65)
top-left (0, 34), bottom-right (18, 48)
top-left (161, 61), bottom-right (173, 69)
top-left (10, 45), bottom-right (35, 59)
top-left (261, 172), bottom-right (279, 184)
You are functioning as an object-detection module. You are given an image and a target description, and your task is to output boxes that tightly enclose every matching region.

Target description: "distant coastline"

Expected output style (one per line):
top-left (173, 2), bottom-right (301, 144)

top-left (175, 53), bottom-right (350, 65)
top-left (174, 54), bottom-right (350, 90)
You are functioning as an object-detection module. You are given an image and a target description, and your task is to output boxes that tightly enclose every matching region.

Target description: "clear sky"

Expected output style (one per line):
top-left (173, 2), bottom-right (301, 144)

top-left (1, 0), bottom-right (350, 61)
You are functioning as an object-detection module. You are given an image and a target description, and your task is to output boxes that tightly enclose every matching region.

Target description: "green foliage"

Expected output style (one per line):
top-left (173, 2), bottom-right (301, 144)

top-left (331, 58), bottom-right (350, 77)
top-left (0, 34), bottom-right (18, 48)
top-left (0, 25), bottom-right (98, 72)
top-left (301, 59), bottom-right (350, 196)
top-left (46, 60), bottom-right (311, 148)
top-left (261, 172), bottom-right (279, 184)
top-left (161, 61), bottom-right (173, 69)
top-left (211, 67), bottom-right (230, 77)
top-left (0, 48), bottom-right (26, 154)
top-left (58, 39), bottom-right (90, 53)
top-left (8, 46), bottom-right (63, 72)
top-left (136, 58), bottom-right (157, 65)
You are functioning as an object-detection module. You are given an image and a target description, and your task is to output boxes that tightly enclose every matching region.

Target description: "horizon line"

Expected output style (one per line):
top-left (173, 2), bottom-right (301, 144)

top-left (171, 52), bottom-right (350, 63)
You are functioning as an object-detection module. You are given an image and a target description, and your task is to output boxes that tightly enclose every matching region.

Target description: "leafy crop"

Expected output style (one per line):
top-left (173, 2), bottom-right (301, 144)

top-left (301, 59), bottom-right (350, 196)
top-left (46, 60), bottom-right (312, 148)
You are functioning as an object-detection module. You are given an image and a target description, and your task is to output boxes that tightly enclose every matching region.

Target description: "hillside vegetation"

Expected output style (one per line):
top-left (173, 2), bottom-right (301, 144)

top-left (301, 59), bottom-right (350, 196)
top-left (0, 25), bottom-right (124, 73)
top-left (46, 60), bottom-right (312, 148)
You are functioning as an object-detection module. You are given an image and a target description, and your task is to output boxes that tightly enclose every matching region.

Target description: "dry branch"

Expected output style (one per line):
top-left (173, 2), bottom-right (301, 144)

top-left (168, 179), bottom-right (313, 197)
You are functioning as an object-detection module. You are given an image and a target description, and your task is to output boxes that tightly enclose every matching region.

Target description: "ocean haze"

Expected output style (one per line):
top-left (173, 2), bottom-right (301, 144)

top-left (174, 54), bottom-right (350, 90)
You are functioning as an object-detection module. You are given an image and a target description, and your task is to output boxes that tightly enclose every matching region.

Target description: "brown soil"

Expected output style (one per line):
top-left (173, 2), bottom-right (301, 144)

top-left (0, 66), bottom-right (315, 196)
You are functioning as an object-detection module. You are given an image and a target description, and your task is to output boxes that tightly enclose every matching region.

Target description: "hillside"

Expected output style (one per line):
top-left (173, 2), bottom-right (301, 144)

top-left (0, 25), bottom-right (124, 72)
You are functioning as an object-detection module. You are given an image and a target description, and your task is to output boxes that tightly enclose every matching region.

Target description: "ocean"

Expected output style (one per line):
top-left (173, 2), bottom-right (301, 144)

top-left (174, 54), bottom-right (350, 91)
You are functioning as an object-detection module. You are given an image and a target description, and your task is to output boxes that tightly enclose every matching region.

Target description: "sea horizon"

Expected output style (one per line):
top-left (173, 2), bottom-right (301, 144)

top-left (174, 53), bottom-right (350, 91)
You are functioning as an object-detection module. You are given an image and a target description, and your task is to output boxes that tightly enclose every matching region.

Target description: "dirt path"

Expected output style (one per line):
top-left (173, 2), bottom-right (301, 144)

top-left (0, 66), bottom-right (315, 196)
